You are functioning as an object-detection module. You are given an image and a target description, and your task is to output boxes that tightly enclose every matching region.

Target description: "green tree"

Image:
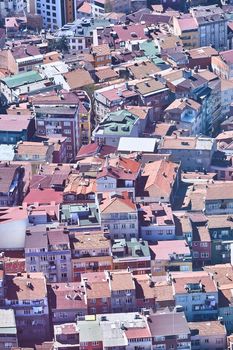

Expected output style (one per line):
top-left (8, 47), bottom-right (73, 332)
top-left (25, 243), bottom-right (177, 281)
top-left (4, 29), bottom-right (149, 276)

top-left (48, 35), bottom-right (69, 53)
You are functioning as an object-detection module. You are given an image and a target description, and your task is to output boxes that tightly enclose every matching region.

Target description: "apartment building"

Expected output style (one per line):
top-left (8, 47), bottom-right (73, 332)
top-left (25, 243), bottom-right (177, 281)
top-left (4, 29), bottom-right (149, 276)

top-left (0, 207), bottom-right (28, 250)
top-left (189, 320), bottom-right (227, 350)
top-left (25, 227), bottom-right (72, 283)
top-left (164, 98), bottom-right (202, 136)
top-left (0, 309), bottom-right (18, 349)
top-left (187, 46), bottom-right (218, 69)
top-left (207, 215), bottom-right (233, 264)
top-left (171, 271), bottom-right (218, 322)
top-left (148, 311), bottom-right (191, 350)
top-left (134, 78), bottom-right (171, 120)
top-left (99, 193), bottom-right (139, 240)
top-left (172, 15), bottom-right (199, 49)
top-left (91, 44), bottom-right (111, 67)
top-left (77, 312), bottom-right (152, 350)
top-left (212, 50), bottom-right (233, 79)
top-left (0, 0), bottom-right (25, 19)
top-left (36, 0), bottom-right (75, 31)
top-left (33, 91), bottom-right (80, 162)
top-left (150, 240), bottom-right (192, 276)
top-left (137, 159), bottom-right (180, 204)
top-left (61, 203), bottom-right (101, 233)
top-left (96, 155), bottom-right (141, 199)
top-left (48, 282), bottom-right (87, 324)
top-left (205, 182), bottom-right (233, 215)
top-left (4, 272), bottom-right (50, 343)
top-left (112, 238), bottom-right (151, 274)
top-left (107, 270), bottom-right (136, 313)
top-left (190, 5), bottom-right (227, 50)
top-left (158, 136), bottom-right (216, 171)
top-left (204, 264), bottom-right (233, 334)
top-left (94, 83), bottom-right (139, 122)
top-left (0, 163), bottom-right (25, 207)
top-left (0, 71), bottom-right (56, 104)
top-left (14, 141), bottom-right (55, 163)
top-left (0, 114), bottom-right (35, 145)
top-left (93, 109), bottom-right (141, 147)
top-left (55, 18), bottom-right (108, 52)
top-left (0, 45), bottom-right (43, 74)
top-left (139, 203), bottom-right (176, 242)
top-left (70, 230), bottom-right (112, 281)
top-left (77, 90), bottom-right (91, 145)
top-left (63, 174), bottom-right (97, 203)
top-left (54, 322), bottom-right (79, 348)
top-left (192, 222), bottom-right (212, 267)
top-left (81, 272), bottom-right (112, 314)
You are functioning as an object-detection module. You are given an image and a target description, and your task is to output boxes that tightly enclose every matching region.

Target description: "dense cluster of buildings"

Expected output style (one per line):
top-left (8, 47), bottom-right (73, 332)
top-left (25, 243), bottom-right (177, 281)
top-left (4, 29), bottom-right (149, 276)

top-left (3, 0), bottom-right (233, 349)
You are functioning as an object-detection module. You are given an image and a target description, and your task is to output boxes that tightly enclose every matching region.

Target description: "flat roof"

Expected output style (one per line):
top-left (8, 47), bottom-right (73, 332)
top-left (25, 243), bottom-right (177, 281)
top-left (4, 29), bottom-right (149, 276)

top-left (0, 309), bottom-right (17, 334)
top-left (2, 70), bottom-right (43, 89)
top-left (0, 144), bottom-right (15, 161)
top-left (118, 137), bottom-right (158, 152)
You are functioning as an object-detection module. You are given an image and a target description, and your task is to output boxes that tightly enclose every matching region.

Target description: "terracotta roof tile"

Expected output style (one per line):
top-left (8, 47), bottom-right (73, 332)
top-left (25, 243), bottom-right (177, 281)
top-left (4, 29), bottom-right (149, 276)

top-left (6, 272), bottom-right (47, 301)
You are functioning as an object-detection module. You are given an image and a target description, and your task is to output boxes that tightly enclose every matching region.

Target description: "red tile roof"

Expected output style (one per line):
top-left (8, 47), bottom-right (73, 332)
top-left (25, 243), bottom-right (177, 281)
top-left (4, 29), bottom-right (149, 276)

top-left (125, 327), bottom-right (151, 339)
top-left (176, 16), bottom-right (198, 31)
top-left (220, 49), bottom-right (233, 65)
top-left (113, 23), bottom-right (147, 43)
top-left (100, 193), bottom-right (136, 213)
top-left (23, 188), bottom-right (63, 205)
top-left (78, 2), bottom-right (92, 14)
top-left (97, 156), bottom-right (140, 181)
top-left (150, 240), bottom-right (190, 260)
top-left (49, 282), bottom-right (87, 310)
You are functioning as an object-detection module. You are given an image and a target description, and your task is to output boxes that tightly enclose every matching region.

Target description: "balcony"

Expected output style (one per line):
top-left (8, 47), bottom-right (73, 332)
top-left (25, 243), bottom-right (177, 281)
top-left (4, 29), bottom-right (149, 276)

top-left (192, 303), bottom-right (218, 312)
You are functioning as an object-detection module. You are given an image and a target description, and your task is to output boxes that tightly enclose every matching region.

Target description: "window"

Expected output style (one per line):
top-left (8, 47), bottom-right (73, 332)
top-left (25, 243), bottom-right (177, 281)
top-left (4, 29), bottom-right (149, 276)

top-left (155, 336), bottom-right (165, 342)
top-left (201, 252), bottom-right (209, 258)
top-left (64, 121), bottom-right (71, 126)
top-left (178, 334), bottom-right (188, 340)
